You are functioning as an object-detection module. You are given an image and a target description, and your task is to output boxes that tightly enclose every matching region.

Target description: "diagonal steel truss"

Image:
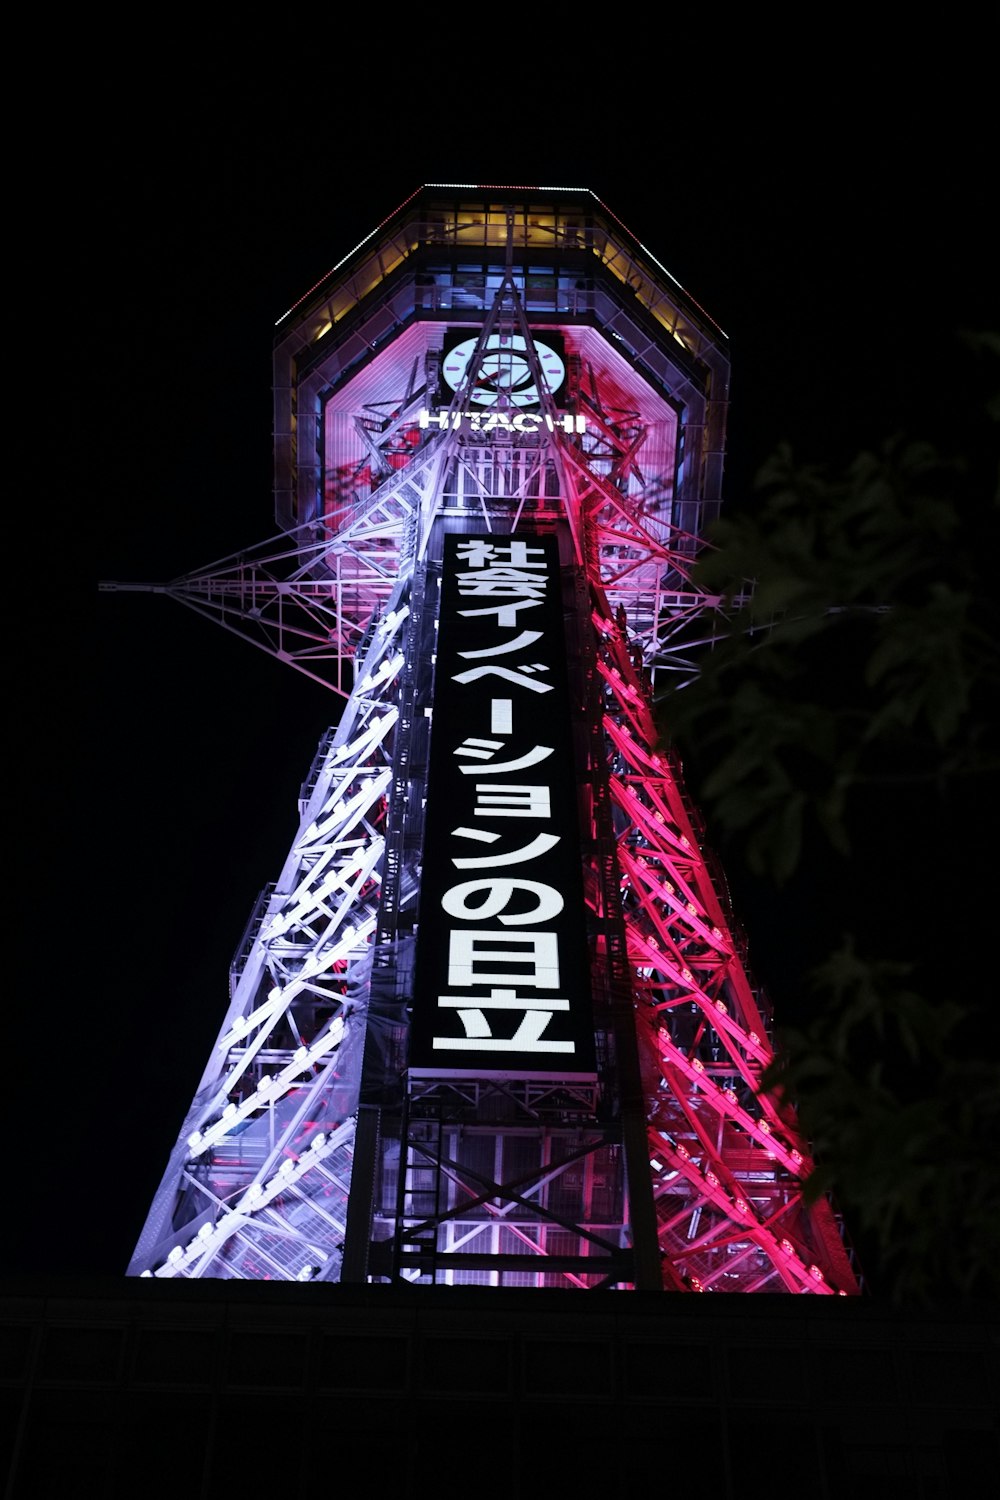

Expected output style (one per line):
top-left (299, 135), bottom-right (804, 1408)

top-left (122, 264), bottom-right (861, 1292)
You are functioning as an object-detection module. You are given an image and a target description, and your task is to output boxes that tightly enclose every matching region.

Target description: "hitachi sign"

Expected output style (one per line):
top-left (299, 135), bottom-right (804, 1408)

top-left (419, 408), bottom-right (588, 435)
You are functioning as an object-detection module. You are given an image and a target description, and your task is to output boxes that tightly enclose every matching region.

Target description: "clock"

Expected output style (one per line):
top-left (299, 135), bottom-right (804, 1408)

top-left (441, 333), bottom-right (566, 408)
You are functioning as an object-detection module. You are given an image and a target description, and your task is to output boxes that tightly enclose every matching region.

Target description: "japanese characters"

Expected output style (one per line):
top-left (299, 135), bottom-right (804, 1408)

top-left (410, 534), bottom-right (595, 1076)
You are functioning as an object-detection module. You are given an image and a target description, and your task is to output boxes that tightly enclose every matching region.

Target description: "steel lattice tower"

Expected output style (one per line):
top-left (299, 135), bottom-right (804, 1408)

top-left (115, 184), bottom-right (861, 1294)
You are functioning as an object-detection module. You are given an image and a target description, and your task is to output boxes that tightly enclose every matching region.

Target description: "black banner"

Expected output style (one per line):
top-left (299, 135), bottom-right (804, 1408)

top-left (410, 532), bottom-right (595, 1077)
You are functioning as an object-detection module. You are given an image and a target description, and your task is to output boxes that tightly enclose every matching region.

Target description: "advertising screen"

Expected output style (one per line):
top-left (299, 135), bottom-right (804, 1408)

top-left (410, 532), bottom-right (595, 1077)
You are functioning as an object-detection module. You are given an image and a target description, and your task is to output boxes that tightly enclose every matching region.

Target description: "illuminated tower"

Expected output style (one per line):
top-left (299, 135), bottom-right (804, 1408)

top-left (118, 185), bottom-right (861, 1294)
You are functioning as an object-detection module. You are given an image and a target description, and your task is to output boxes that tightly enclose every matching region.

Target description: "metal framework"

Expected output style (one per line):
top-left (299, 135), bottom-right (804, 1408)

top-left (114, 185), bottom-right (861, 1294)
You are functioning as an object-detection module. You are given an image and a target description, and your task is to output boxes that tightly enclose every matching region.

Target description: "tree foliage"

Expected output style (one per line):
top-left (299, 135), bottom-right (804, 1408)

top-left (659, 332), bottom-right (1000, 1302)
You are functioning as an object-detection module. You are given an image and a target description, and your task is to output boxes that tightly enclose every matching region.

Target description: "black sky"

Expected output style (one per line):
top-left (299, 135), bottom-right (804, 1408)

top-left (20, 59), bottom-right (995, 1281)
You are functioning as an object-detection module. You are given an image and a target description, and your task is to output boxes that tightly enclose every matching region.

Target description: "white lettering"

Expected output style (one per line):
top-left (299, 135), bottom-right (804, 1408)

top-left (458, 598), bottom-right (545, 627)
top-left (491, 698), bottom-right (513, 734)
top-left (452, 663), bottom-right (553, 693)
top-left (457, 629), bottom-right (544, 660)
top-left (456, 743), bottom-right (554, 775)
top-left (417, 409), bottom-right (587, 434)
top-left (433, 1009), bottom-right (574, 1053)
top-left (451, 832), bottom-right (560, 868)
top-left (456, 541), bottom-right (547, 569)
top-left (447, 930), bottom-right (561, 988)
top-left (472, 784), bottom-right (551, 818)
top-left (440, 878), bottom-right (564, 926)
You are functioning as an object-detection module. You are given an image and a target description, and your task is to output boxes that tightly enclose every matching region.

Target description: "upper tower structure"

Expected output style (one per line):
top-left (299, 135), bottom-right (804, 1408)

top-left (273, 184), bottom-right (729, 528)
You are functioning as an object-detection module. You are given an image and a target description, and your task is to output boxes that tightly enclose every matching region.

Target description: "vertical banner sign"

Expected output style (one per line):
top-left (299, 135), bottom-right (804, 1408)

top-left (410, 533), bottom-right (596, 1077)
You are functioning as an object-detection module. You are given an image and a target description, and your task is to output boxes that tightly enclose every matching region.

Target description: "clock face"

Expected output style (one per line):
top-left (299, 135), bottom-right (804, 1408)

top-left (441, 334), bottom-right (566, 408)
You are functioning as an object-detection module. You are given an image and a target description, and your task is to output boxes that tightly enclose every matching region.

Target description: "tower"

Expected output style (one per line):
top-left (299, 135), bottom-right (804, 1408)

top-left (117, 184), bottom-right (861, 1294)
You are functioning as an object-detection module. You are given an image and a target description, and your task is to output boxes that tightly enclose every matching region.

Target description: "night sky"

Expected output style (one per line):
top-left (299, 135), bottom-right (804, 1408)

top-left (19, 61), bottom-right (995, 1283)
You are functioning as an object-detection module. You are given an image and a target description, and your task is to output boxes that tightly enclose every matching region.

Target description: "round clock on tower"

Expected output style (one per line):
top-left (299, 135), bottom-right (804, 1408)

top-left (442, 332), bottom-right (566, 407)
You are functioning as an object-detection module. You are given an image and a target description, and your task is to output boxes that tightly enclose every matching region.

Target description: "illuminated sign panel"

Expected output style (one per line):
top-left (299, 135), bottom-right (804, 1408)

top-left (410, 533), bottom-right (595, 1077)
